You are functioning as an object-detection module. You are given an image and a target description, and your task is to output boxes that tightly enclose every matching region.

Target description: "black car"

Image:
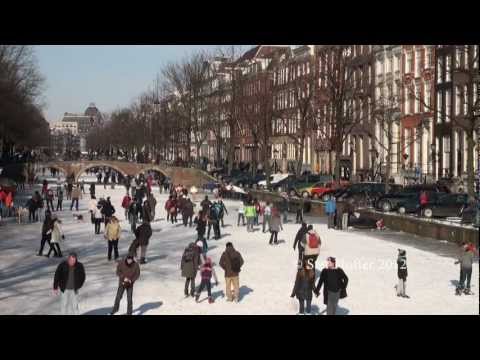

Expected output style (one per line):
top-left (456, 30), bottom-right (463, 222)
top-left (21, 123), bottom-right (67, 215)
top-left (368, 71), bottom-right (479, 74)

top-left (461, 200), bottom-right (480, 227)
top-left (398, 192), bottom-right (469, 218)
top-left (339, 182), bottom-right (403, 204)
top-left (375, 184), bottom-right (450, 212)
top-left (233, 173), bottom-right (265, 188)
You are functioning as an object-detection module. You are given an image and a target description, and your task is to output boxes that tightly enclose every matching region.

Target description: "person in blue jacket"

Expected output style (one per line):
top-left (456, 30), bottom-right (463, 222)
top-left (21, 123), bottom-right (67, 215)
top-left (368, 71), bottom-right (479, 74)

top-left (325, 197), bottom-right (336, 229)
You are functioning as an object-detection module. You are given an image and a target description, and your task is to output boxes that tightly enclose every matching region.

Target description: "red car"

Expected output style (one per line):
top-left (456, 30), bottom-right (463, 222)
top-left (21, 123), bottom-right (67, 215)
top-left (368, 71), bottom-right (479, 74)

top-left (310, 181), bottom-right (349, 200)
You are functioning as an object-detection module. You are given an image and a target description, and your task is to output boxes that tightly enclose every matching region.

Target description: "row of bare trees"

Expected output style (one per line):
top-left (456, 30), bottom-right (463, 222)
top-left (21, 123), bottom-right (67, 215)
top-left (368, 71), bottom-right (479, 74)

top-left (0, 45), bottom-right (49, 161)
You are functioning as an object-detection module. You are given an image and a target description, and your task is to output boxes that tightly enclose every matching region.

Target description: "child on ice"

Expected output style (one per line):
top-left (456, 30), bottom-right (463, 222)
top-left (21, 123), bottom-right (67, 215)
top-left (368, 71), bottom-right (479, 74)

top-left (195, 257), bottom-right (217, 304)
top-left (396, 249), bottom-right (409, 298)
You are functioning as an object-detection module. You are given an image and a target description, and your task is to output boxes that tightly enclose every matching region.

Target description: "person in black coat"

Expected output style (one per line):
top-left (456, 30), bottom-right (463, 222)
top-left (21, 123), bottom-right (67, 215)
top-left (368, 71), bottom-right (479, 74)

top-left (396, 249), bottom-right (409, 298)
top-left (101, 197), bottom-right (115, 226)
top-left (53, 253), bottom-right (86, 315)
top-left (132, 221), bottom-right (152, 264)
top-left (293, 222), bottom-right (308, 262)
top-left (314, 257), bottom-right (348, 315)
top-left (37, 210), bottom-right (54, 256)
top-left (290, 265), bottom-right (316, 315)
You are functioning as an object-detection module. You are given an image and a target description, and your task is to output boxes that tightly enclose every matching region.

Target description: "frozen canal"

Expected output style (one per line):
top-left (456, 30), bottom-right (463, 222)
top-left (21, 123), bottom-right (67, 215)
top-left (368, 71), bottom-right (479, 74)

top-left (0, 186), bottom-right (478, 315)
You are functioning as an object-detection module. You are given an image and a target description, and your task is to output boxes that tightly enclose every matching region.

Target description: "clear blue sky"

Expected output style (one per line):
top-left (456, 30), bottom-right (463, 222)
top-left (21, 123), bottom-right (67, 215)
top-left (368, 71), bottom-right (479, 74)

top-left (36, 45), bottom-right (238, 122)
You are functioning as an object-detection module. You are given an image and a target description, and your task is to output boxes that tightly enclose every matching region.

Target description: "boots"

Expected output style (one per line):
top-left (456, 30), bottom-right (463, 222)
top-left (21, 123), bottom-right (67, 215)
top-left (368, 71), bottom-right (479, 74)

top-left (208, 297), bottom-right (214, 304)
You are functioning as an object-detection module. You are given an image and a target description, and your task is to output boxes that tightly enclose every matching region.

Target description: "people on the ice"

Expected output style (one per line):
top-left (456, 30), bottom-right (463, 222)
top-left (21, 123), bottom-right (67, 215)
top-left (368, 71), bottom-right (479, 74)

top-left (303, 226), bottom-right (321, 269)
top-left (262, 202), bottom-right (272, 233)
top-left (325, 197), bottom-right (336, 229)
top-left (418, 190), bottom-right (428, 217)
top-left (194, 210), bottom-right (207, 242)
top-left (182, 198), bottom-right (194, 227)
top-left (80, 180), bottom-right (85, 194)
top-left (53, 252), bottom-right (86, 315)
top-left (105, 216), bottom-right (121, 261)
top-left (279, 196), bottom-right (289, 223)
top-left (201, 195), bottom-right (212, 214)
top-left (293, 222), bottom-right (308, 263)
top-left (133, 221), bottom-right (152, 264)
top-left (455, 242), bottom-right (475, 295)
top-left (128, 200), bottom-right (138, 233)
top-left (101, 196), bottom-right (115, 226)
top-left (46, 187), bottom-right (55, 212)
top-left (70, 185), bottom-right (81, 211)
top-left (253, 198), bottom-right (261, 226)
top-left (219, 242), bottom-right (244, 302)
top-left (47, 216), bottom-right (64, 258)
top-left (37, 210), bottom-right (54, 256)
top-left (56, 185), bottom-right (64, 211)
top-left (121, 193), bottom-right (132, 221)
top-left (245, 201), bottom-right (256, 232)
top-left (207, 202), bottom-right (221, 240)
top-left (181, 242), bottom-right (202, 297)
top-left (237, 201), bottom-right (246, 226)
top-left (142, 200), bottom-right (152, 224)
top-left (296, 198), bottom-right (304, 224)
top-left (89, 182), bottom-right (95, 198)
top-left (269, 207), bottom-right (282, 245)
top-left (109, 254), bottom-right (140, 315)
top-left (195, 257), bottom-right (217, 303)
top-left (93, 204), bottom-right (103, 234)
top-left (147, 193), bottom-right (157, 221)
top-left (314, 257), bottom-right (349, 315)
top-left (217, 198), bottom-right (228, 227)
top-left (291, 263), bottom-right (316, 315)
top-left (396, 249), bottom-right (409, 298)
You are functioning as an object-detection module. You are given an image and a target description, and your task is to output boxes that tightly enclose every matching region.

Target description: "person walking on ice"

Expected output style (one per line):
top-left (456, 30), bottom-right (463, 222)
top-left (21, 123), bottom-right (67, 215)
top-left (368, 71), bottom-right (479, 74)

top-left (395, 249), bottom-right (409, 298)
top-left (219, 242), bottom-right (244, 302)
top-left (195, 257), bottom-right (217, 304)
top-left (53, 253), bottom-right (86, 315)
top-left (455, 242), bottom-right (476, 295)
top-left (314, 257), bottom-right (348, 315)
top-left (291, 263), bottom-right (316, 315)
top-left (181, 243), bottom-right (201, 298)
top-left (109, 254), bottom-right (140, 315)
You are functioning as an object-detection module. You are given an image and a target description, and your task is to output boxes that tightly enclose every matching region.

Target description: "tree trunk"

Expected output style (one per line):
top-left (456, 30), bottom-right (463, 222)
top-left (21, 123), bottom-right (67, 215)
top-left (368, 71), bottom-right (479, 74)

top-left (466, 130), bottom-right (475, 198)
top-left (296, 138), bottom-right (305, 179)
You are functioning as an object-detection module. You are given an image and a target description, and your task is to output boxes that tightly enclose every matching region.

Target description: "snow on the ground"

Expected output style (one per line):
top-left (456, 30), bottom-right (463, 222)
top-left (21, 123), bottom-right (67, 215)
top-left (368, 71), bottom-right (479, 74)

top-left (0, 186), bottom-right (478, 315)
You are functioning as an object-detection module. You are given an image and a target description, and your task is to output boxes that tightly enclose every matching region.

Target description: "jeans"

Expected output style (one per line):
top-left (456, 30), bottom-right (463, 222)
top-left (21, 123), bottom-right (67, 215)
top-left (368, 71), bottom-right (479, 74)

top-left (326, 291), bottom-right (340, 315)
top-left (254, 215), bottom-right (259, 226)
top-left (237, 213), bottom-right (245, 226)
top-left (262, 215), bottom-right (271, 232)
top-left (327, 213), bottom-right (335, 229)
top-left (184, 277), bottom-right (195, 296)
top-left (282, 210), bottom-right (288, 223)
top-left (56, 200), bottom-right (63, 211)
top-left (296, 210), bottom-right (303, 224)
top-left (196, 279), bottom-right (212, 298)
top-left (94, 219), bottom-right (102, 234)
top-left (29, 209), bottom-right (35, 222)
top-left (459, 267), bottom-right (472, 290)
top-left (38, 234), bottom-right (52, 255)
top-left (140, 245), bottom-right (147, 260)
top-left (108, 240), bottom-right (119, 260)
top-left (61, 290), bottom-right (79, 315)
top-left (207, 222), bottom-right (220, 239)
top-left (70, 198), bottom-right (79, 211)
top-left (299, 298), bottom-right (312, 314)
top-left (47, 199), bottom-right (54, 211)
top-left (269, 231), bottom-right (278, 244)
top-left (246, 217), bottom-right (254, 232)
top-left (47, 242), bottom-right (61, 257)
top-left (225, 276), bottom-right (240, 301)
top-left (111, 283), bottom-right (133, 315)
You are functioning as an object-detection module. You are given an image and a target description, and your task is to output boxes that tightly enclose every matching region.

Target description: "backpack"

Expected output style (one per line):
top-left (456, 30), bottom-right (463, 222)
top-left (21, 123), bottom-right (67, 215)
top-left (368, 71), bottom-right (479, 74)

top-left (182, 248), bottom-right (195, 263)
top-left (307, 232), bottom-right (320, 249)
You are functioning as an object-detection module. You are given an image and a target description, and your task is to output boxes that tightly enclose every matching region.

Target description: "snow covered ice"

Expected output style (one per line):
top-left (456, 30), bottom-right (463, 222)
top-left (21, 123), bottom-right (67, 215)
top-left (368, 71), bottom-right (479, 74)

top-left (0, 186), bottom-right (478, 315)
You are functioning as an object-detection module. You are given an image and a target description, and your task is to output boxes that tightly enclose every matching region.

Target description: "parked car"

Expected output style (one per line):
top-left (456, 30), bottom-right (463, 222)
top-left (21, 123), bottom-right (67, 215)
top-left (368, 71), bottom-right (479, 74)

top-left (375, 184), bottom-right (450, 212)
top-left (310, 180), bottom-right (350, 200)
top-left (337, 182), bottom-right (403, 208)
top-left (257, 173), bottom-right (290, 188)
top-left (398, 192), bottom-right (469, 218)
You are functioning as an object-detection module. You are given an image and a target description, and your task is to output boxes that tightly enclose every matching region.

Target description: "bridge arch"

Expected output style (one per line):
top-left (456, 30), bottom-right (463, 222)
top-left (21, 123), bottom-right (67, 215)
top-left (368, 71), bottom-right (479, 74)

top-left (75, 163), bottom-right (129, 183)
top-left (135, 165), bottom-right (169, 179)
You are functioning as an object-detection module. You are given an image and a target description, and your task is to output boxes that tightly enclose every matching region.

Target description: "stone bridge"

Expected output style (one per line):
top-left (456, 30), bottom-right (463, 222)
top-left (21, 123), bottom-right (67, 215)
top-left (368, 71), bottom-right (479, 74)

top-left (37, 160), bottom-right (215, 187)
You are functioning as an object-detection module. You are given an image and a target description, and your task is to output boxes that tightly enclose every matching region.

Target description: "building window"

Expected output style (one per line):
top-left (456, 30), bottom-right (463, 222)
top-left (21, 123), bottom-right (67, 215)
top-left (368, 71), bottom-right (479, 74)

top-left (474, 46), bottom-right (479, 68)
top-left (445, 89), bottom-right (451, 120)
top-left (415, 85), bottom-right (421, 113)
top-left (415, 49), bottom-right (422, 77)
top-left (455, 86), bottom-right (461, 116)
top-left (394, 54), bottom-right (400, 73)
top-left (407, 51), bottom-right (414, 73)
top-left (455, 47), bottom-right (462, 69)
top-left (437, 57), bottom-right (444, 84)
top-left (464, 85), bottom-right (469, 115)
top-left (405, 92), bottom-right (410, 115)
top-left (436, 91), bottom-right (442, 123)
top-left (446, 55), bottom-right (452, 82)
top-left (425, 81), bottom-right (431, 109)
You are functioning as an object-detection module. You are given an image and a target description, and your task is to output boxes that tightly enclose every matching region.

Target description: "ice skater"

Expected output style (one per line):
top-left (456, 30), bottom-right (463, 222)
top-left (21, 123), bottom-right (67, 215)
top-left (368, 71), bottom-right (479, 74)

top-left (395, 249), bottom-right (409, 298)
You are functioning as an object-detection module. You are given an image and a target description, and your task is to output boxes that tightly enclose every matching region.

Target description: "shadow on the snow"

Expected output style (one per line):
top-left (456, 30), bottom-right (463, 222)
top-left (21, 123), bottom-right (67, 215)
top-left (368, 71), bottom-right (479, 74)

top-left (219, 233), bottom-right (231, 238)
top-left (450, 279), bottom-right (460, 288)
top-left (211, 290), bottom-right (224, 301)
top-left (238, 286), bottom-right (253, 302)
top-left (310, 304), bottom-right (321, 315)
top-left (133, 301), bottom-right (163, 315)
top-left (145, 254), bottom-right (168, 262)
top-left (82, 306), bottom-right (112, 315)
top-left (276, 240), bottom-right (286, 245)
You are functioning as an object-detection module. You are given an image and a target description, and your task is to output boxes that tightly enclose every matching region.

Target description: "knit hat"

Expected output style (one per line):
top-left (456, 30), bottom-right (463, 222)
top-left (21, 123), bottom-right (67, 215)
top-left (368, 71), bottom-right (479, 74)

top-left (327, 256), bottom-right (336, 264)
top-left (398, 249), bottom-right (406, 256)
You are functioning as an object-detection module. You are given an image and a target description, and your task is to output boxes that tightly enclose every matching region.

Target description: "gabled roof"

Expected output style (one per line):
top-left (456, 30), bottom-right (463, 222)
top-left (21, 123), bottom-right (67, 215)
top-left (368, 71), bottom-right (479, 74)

top-left (236, 45), bottom-right (291, 65)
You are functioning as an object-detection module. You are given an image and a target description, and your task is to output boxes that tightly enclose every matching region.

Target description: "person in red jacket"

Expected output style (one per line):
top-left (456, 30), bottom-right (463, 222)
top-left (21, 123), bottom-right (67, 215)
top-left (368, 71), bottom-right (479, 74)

top-left (418, 191), bottom-right (429, 217)
top-left (121, 193), bottom-right (132, 220)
